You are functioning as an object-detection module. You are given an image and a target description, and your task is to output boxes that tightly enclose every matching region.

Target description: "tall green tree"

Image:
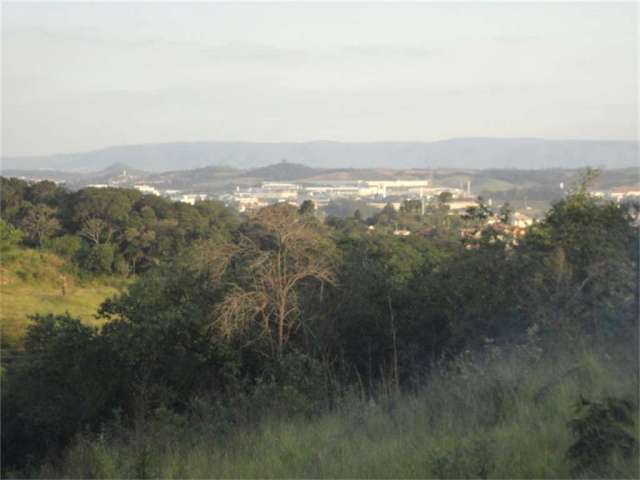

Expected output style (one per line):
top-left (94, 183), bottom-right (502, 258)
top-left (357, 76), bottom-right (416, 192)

top-left (518, 187), bottom-right (637, 336)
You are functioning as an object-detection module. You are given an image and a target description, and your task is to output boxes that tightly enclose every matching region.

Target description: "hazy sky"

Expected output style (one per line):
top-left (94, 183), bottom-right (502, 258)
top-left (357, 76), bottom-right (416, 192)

top-left (2, 1), bottom-right (638, 156)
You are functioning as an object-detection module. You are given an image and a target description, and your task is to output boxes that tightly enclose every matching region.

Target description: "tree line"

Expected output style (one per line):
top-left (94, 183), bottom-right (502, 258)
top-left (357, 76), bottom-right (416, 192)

top-left (1, 177), bottom-right (238, 276)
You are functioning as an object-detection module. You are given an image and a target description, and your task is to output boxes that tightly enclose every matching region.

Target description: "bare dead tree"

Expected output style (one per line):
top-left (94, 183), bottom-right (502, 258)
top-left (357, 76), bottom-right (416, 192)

top-left (196, 204), bottom-right (337, 358)
top-left (79, 218), bottom-right (113, 245)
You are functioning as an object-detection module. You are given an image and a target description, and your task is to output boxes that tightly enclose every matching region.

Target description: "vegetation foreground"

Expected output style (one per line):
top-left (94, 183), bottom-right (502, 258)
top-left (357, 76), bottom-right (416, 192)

top-left (1, 172), bottom-right (638, 478)
top-left (40, 340), bottom-right (638, 479)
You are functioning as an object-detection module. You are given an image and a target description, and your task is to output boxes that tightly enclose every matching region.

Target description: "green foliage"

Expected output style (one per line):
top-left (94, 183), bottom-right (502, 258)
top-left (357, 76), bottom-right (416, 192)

top-left (36, 342), bottom-right (640, 479)
top-left (2, 175), bottom-right (639, 477)
top-left (0, 177), bottom-right (239, 277)
top-left (519, 187), bottom-right (636, 335)
top-left (1, 314), bottom-right (125, 470)
top-left (70, 187), bottom-right (139, 228)
top-left (371, 202), bottom-right (399, 226)
top-left (438, 191), bottom-right (453, 204)
top-left (333, 232), bottom-right (437, 388)
top-left (566, 396), bottom-right (638, 476)
top-left (1, 177), bottom-right (30, 223)
top-left (498, 201), bottom-right (513, 223)
top-left (298, 199), bottom-right (315, 216)
top-left (400, 199), bottom-right (422, 214)
top-left (325, 198), bottom-right (378, 219)
top-left (113, 254), bottom-right (130, 276)
top-left (79, 242), bottom-right (116, 274)
top-left (43, 234), bottom-right (83, 259)
top-left (20, 203), bottom-right (61, 247)
top-left (0, 219), bottom-right (24, 261)
top-left (464, 196), bottom-right (493, 223)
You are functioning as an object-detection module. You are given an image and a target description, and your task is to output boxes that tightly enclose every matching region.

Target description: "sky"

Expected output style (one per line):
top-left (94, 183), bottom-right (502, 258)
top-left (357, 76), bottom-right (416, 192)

top-left (2, 1), bottom-right (638, 157)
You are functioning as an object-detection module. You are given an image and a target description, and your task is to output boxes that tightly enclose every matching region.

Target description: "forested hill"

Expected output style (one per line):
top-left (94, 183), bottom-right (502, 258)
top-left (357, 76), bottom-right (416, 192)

top-left (3, 138), bottom-right (638, 172)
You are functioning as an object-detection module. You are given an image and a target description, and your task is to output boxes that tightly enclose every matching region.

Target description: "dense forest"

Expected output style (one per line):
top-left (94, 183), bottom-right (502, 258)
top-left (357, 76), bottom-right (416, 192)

top-left (1, 173), bottom-right (638, 478)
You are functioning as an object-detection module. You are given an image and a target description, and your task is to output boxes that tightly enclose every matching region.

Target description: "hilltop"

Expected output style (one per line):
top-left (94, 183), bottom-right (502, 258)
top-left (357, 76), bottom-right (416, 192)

top-left (244, 161), bottom-right (322, 181)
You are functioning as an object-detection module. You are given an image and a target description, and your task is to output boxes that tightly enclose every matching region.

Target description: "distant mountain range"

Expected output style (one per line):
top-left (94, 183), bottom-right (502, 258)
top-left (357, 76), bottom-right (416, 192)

top-left (2, 138), bottom-right (638, 172)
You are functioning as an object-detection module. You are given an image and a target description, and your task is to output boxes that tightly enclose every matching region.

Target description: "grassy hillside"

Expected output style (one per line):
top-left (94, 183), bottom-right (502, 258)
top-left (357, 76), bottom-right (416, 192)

top-left (42, 339), bottom-right (638, 479)
top-left (0, 248), bottom-right (126, 347)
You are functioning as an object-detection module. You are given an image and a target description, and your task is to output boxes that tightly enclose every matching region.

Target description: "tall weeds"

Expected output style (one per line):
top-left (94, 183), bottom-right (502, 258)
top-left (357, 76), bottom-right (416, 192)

top-left (39, 337), bottom-right (639, 479)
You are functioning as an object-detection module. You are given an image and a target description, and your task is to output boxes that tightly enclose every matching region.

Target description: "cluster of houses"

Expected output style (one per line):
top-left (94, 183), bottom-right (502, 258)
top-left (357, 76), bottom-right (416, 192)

top-left (386, 205), bottom-right (534, 241)
top-left (580, 185), bottom-right (640, 202)
top-left (457, 216), bottom-right (532, 248)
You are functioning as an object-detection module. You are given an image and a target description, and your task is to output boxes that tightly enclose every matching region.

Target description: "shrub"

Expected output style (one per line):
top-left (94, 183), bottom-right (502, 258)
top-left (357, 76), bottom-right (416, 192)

top-left (44, 234), bottom-right (83, 259)
top-left (78, 243), bottom-right (115, 274)
top-left (113, 254), bottom-right (130, 276)
top-left (1, 314), bottom-right (125, 471)
top-left (0, 219), bottom-right (24, 262)
top-left (566, 395), bottom-right (638, 476)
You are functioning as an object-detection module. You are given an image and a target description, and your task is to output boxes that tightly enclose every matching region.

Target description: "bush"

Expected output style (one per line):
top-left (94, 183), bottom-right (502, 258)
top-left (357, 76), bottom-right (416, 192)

top-left (35, 341), bottom-right (639, 479)
top-left (1, 314), bottom-right (126, 472)
top-left (78, 243), bottom-right (115, 274)
top-left (0, 219), bottom-right (24, 262)
top-left (44, 234), bottom-right (83, 259)
top-left (566, 395), bottom-right (639, 476)
top-left (113, 254), bottom-right (130, 276)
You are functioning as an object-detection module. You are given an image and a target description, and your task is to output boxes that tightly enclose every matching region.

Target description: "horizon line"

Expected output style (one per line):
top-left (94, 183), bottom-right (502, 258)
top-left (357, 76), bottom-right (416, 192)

top-left (3, 136), bottom-right (639, 159)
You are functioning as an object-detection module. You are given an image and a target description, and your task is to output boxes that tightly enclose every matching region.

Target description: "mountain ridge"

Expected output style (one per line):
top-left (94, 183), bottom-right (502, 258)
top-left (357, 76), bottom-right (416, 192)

top-left (2, 138), bottom-right (638, 172)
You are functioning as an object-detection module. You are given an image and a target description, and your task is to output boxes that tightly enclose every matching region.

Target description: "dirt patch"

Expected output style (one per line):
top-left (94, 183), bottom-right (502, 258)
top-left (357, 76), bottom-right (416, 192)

top-left (0, 267), bottom-right (15, 286)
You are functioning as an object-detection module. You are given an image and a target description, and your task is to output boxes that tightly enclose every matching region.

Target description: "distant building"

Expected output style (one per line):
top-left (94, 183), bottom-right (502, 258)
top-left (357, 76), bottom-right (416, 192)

top-left (235, 197), bottom-right (269, 212)
top-left (262, 182), bottom-right (300, 193)
top-left (611, 186), bottom-right (640, 202)
top-left (305, 186), bottom-right (369, 198)
top-left (447, 200), bottom-right (479, 212)
top-left (367, 202), bottom-right (402, 210)
top-left (510, 212), bottom-right (534, 228)
top-left (134, 184), bottom-right (160, 196)
top-left (179, 193), bottom-right (207, 205)
top-left (365, 180), bottom-right (431, 198)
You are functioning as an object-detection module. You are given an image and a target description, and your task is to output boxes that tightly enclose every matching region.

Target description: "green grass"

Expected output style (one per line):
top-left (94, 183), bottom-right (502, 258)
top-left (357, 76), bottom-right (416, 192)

top-left (43, 339), bottom-right (639, 479)
top-left (0, 248), bottom-right (126, 346)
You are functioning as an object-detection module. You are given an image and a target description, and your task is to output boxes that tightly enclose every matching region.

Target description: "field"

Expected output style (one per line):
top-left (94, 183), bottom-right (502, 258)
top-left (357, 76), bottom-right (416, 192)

top-left (0, 248), bottom-right (125, 347)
